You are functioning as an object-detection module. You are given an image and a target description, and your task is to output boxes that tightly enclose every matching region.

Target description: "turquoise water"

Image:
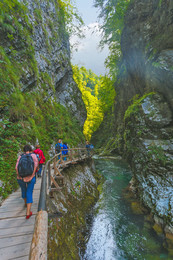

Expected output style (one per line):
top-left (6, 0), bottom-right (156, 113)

top-left (82, 158), bottom-right (170, 260)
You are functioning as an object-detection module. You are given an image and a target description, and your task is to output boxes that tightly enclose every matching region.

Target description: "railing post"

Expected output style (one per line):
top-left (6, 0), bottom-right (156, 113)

top-left (69, 149), bottom-right (73, 162)
top-left (54, 157), bottom-right (56, 174)
top-left (60, 151), bottom-right (63, 164)
top-left (48, 162), bottom-right (51, 193)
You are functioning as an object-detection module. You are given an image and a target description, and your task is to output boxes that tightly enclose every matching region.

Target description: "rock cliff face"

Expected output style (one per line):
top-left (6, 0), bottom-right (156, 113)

top-left (124, 93), bottom-right (173, 233)
top-left (95, 0), bottom-right (173, 232)
top-left (117, 0), bottom-right (173, 232)
top-left (0, 0), bottom-right (86, 200)
top-left (23, 0), bottom-right (85, 122)
top-left (1, 0), bottom-right (85, 123)
top-left (120, 0), bottom-right (173, 110)
top-left (48, 159), bottom-right (100, 259)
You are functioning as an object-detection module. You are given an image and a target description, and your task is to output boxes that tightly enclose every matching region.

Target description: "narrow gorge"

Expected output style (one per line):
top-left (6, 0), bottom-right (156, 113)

top-left (0, 0), bottom-right (173, 259)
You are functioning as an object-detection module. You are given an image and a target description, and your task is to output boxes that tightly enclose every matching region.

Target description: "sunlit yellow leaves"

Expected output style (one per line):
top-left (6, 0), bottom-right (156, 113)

top-left (72, 65), bottom-right (115, 141)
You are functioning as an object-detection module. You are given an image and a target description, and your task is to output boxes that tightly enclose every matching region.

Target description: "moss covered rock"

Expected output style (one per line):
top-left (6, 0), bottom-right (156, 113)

top-left (48, 159), bottom-right (100, 259)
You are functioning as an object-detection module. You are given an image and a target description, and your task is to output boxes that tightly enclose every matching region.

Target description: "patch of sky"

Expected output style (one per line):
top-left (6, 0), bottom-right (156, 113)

top-left (70, 0), bottom-right (109, 76)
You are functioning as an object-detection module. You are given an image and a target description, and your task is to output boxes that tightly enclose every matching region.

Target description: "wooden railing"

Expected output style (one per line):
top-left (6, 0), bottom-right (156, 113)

top-left (29, 147), bottom-right (92, 259)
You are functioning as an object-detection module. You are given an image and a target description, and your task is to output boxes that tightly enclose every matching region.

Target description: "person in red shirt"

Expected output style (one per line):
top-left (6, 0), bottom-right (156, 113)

top-left (33, 145), bottom-right (46, 177)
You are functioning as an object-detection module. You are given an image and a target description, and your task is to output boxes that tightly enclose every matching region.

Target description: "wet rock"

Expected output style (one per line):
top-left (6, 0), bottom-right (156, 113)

top-left (124, 92), bottom-right (173, 231)
top-left (141, 94), bottom-right (172, 127)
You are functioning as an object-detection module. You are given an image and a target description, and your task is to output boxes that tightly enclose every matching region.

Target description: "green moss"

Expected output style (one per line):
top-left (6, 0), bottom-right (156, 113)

top-left (148, 144), bottom-right (171, 166)
top-left (48, 163), bottom-right (100, 259)
top-left (152, 61), bottom-right (162, 68)
top-left (0, 0), bottom-right (85, 200)
top-left (33, 8), bottom-right (43, 23)
top-left (159, 0), bottom-right (162, 7)
top-left (124, 92), bottom-right (155, 120)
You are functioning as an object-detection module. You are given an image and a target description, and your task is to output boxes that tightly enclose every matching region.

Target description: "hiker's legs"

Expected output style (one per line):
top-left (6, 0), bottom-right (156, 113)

top-left (17, 179), bottom-right (27, 205)
top-left (26, 177), bottom-right (36, 215)
top-left (38, 164), bottom-right (42, 177)
top-left (26, 203), bottom-right (32, 216)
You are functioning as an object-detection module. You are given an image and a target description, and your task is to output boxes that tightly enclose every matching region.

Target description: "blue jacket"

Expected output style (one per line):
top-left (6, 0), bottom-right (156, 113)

top-left (55, 143), bottom-right (63, 153)
top-left (62, 144), bottom-right (68, 155)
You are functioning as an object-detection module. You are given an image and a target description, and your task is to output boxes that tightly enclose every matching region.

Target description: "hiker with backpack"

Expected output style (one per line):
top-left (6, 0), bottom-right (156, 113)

top-left (15, 144), bottom-right (38, 219)
top-left (55, 139), bottom-right (63, 154)
top-left (86, 141), bottom-right (91, 156)
top-left (55, 139), bottom-right (63, 161)
top-left (33, 145), bottom-right (46, 177)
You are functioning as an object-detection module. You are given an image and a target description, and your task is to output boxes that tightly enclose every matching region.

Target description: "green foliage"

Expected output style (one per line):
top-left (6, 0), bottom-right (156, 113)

top-left (94, 0), bottom-right (131, 78)
top-left (34, 8), bottom-right (43, 23)
top-left (124, 92), bottom-right (155, 120)
top-left (152, 61), bottom-right (162, 68)
top-left (159, 0), bottom-right (163, 7)
top-left (58, 0), bottom-right (84, 38)
top-left (72, 65), bottom-right (115, 141)
top-left (0, 0), bottom-right (85, 199)
top-left (0, 95), bottom-right (85, 199)
top-left (0, 120), bottom-right (22, 199)
top-left (148, 145), bottom-right (170, 166)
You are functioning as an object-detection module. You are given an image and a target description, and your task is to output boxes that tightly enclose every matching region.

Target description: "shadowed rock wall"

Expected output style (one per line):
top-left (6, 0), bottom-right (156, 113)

top-left (117, 0), bottom-right (173, 232)
top-left (94, 0), bottom-right (173, 234)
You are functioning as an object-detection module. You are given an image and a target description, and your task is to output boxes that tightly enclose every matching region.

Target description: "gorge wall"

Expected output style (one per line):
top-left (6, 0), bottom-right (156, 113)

top-left (0, 0), bottom-right (85, 200)
top-left (94, 0), bottom-right (173, 235)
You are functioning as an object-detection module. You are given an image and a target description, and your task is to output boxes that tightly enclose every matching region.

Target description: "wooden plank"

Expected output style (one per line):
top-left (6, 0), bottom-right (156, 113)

top-left (1, 201), bottom-right (39, 210)
top-left (2, 194), bottom-right (40, 205)
top-left (0, 210), bottom-right (37, 220)
top-left (5, 181), bottom-right (41, 199)
top-left (7, 190), bottom-right (40, 198)
top-left (1, 200), bottom-right (38, 209)
top-left (0, 225), bottom-right (34, 238)
top-left (2, 190), bottom-right (40, 201)
top-left (0, 217), bottom-right (35, 229)
top-left (0, 204), bottom-right (38, 213)
top-left (0, 241), bottom-right (31, 260)
top-left (55, 176), bottom-right (64, 179)
top-left (0, 177), bottom-right (41, 259)
top-left (14, 255), bottom-right (29, 260)
top-left (0, 199), bottom-right (39, 208)
top-left (50, 187), bottom-right (62, 192)
top-left (0, 235), bottom-right (31, 250)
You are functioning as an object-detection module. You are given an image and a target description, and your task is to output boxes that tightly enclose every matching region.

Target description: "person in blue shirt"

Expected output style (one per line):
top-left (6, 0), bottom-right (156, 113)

top-left (86, 141), bottom-right (91, 156)
top-left (62, 142), bottom-right (68, 161)
top-left (55, 139), bottom-right (63, 160)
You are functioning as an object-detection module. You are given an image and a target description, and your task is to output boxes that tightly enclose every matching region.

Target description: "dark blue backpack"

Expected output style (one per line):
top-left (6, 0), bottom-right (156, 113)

top-left (18, 153), bottom-right (34, 178)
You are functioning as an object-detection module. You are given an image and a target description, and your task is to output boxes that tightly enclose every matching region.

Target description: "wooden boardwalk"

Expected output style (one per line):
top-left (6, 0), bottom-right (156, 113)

top-left (0, 178), bottom-right (41, 260)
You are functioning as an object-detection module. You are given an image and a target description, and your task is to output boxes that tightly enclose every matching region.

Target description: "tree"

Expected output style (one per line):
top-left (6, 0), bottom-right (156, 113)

top-left (72, 65), bottom-right (115, 140)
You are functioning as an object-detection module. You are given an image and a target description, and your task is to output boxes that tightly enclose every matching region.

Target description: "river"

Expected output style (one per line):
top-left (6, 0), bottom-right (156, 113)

top-left (81, 158), bottom-right (169, 260)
